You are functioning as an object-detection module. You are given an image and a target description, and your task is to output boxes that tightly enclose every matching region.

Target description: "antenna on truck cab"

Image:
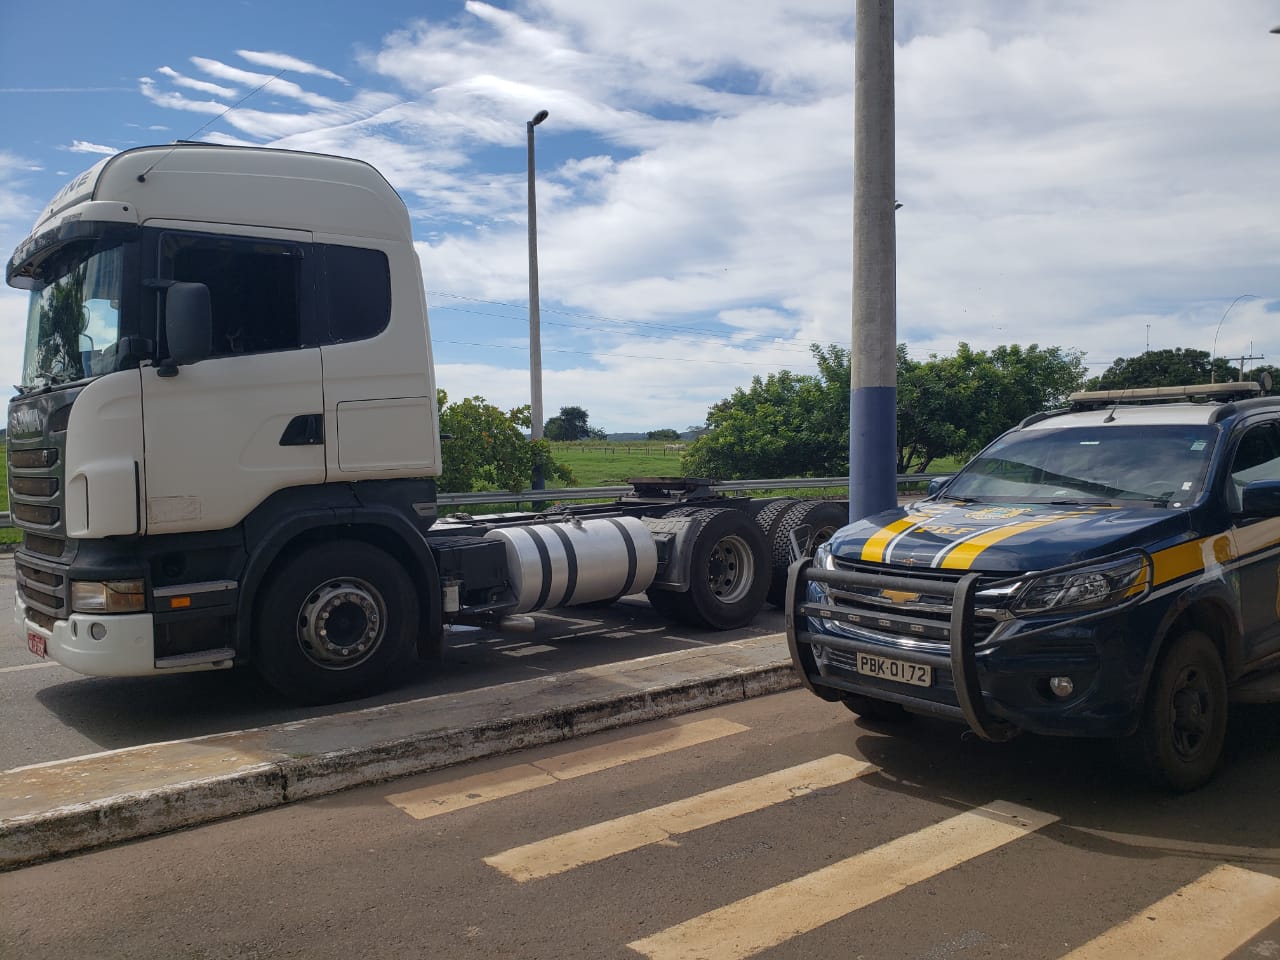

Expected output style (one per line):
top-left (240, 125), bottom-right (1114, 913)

top-left (136, 69), bottom-right (288, 182)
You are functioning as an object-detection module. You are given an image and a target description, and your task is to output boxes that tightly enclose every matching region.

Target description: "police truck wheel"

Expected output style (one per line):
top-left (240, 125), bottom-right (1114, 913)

top-left (1125, 629), bottom-right (1227, 792)
top-left (766, 501), bottom-right (848, 607)
top-left (254, 541), bottom-right (417, 705)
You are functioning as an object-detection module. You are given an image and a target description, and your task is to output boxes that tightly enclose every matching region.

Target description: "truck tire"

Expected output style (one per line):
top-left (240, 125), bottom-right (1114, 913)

top-left (254, 540), bottom-right (418, 704)
top-left (1123, 629), bottom-right (1227, 792)
top-left (766, 501), bottom-right (848, 607)
top-left (646, 507), bottom-right (770, 630)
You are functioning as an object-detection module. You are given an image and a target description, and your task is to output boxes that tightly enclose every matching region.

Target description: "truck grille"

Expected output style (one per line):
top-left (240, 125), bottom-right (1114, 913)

top-left (16, 557), bottom-right (68, 620)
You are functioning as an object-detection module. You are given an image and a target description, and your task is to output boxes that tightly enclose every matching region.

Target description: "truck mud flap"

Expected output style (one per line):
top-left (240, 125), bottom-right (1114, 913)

top-left (785, 558), bottom-right (1018, 742)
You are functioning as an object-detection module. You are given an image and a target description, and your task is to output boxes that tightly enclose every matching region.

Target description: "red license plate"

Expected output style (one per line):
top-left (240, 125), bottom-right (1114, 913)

top-left (27, 631), bottom-right (47, 659)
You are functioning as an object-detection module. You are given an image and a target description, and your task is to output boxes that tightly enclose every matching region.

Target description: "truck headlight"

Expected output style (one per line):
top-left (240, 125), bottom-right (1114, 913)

top-left (71, 579), bottom-right (146, 614)
top-left (1012, 553), bottom-right (1150, 615)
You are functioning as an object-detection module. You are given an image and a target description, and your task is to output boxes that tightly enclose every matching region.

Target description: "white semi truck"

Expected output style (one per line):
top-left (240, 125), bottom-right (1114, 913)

top-left (6, 143), bottom-right (845, 703)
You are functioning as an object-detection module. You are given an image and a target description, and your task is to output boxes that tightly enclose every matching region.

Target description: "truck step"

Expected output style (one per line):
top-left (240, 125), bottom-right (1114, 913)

top-left (154, 648), bottom-right (236, 669)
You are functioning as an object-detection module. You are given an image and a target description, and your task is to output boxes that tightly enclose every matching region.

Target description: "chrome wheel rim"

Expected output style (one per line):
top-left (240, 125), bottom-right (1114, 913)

top-left (295, 576), bottom-right (386, 670)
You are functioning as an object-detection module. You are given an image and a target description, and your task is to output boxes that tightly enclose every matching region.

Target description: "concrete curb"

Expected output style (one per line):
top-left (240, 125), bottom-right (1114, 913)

top-left (1, 634), bottom-right (798, 871)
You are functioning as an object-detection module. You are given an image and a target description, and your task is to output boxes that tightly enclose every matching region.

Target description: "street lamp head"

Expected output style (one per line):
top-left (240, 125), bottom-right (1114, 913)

top-left (530, 109), bottom-right (549, 126)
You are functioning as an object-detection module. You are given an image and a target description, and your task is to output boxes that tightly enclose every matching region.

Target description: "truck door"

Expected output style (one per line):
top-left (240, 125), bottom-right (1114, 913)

top-left (1226, 420), bottom-right (1280, 662)
top-left (140, 228), bottom-right (325, 535)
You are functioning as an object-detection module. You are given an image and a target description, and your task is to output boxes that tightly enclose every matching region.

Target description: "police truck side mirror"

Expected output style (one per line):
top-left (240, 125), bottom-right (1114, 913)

top-left (1240, 480), bottom-right (1280, 518)
top-left (158, 282), bottom-right (212, 377)
top-left (927, 476), bottom-right (954, 497)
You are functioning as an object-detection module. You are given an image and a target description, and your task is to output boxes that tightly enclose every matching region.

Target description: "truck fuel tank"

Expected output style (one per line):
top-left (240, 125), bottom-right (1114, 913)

top-left (484, 515), bottom-right (659, 613)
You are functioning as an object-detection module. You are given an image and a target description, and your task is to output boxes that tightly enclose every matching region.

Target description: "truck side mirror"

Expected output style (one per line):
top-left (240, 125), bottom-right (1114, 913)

top-left (161, 282), bottom-right (212, 375)
top-left (927, 475), bottom-right (954, 497)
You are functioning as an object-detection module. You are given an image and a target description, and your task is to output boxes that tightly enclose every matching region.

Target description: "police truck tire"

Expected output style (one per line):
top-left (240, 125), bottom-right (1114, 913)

top-left (766, 501), bottom-right (848, 607)
top-left (1125, 629), bottom-right (1227, 792)
top-left (254, 540), bottom-right (418, 705)
top-left (647, 508), bottom-right (770, 630)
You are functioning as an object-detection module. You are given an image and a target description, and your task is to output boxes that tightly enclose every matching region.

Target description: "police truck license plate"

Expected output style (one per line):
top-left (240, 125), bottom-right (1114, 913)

top-left (27, 631), bottom-right (47, 659)
top-left (856, 652), bottom-right (931, 687)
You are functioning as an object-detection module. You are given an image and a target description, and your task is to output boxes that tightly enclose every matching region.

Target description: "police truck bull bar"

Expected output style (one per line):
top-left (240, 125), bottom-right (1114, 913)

top-left (784, 554), bottom-right (1152, 743)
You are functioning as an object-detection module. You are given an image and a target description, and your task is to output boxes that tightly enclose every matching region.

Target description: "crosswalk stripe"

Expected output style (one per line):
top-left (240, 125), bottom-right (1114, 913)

top-left (484, 754), bottom-right (875, 882)
top-left (1056, 864), bottom-right (1280, 960)
top-left (385, 717), bottom-right (749, 820)
top-left (627, 800), bottom-right (1057, 960)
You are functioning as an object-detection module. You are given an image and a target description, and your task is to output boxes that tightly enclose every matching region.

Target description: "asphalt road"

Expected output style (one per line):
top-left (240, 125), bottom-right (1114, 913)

top-left (6, 689), bottom-right (1280, 960)
top-left (0, 553), bottom-right (786, 769)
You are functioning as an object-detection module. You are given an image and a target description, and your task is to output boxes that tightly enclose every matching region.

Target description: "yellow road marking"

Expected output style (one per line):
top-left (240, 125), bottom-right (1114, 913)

top-left (627, 800), bottom-right (1057, 960)
top-left (386, 718), bottom-right (748, 820)
top-left (1057, 864), bottom-right (1280, 960)
top-left (484, 754), bottom-right (875, 882)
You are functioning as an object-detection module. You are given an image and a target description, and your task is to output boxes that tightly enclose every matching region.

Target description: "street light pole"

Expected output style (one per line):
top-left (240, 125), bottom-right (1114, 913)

top-left (1210, 294), bottom-right (1259, 383)
top-left (527, 108), bottom-right (549, 490)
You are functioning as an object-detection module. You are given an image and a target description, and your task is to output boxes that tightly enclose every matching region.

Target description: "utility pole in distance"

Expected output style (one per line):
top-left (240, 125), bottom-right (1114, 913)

top-left (849, 0), bottom-right (897, 521)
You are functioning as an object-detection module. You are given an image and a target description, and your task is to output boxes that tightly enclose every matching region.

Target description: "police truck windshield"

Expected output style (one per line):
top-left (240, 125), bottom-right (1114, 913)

top-left (942, 423), bottom-right (1219, 506)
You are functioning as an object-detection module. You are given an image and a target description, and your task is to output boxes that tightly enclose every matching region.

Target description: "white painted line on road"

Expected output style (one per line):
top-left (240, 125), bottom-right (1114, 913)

top-left (1056, 864), bottom-right (1280, 960)
top-left (627, 800), bottom-right (1057, 960)
top-left (386, 717), bottom-right (750, 820)
top-left (485, 754), bottom-right (875, 883)
top-left (0, 660), bottom-right (61, 673)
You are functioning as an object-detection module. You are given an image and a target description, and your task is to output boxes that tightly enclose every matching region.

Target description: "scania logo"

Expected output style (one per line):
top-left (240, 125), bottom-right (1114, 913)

top-left (8, 406), bottom-right (43, 438)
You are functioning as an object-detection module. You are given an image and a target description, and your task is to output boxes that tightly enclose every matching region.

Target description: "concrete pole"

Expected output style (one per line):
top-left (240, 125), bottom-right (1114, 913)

top-left (849, 0), bottom-right (897, 521)
top-left (527, 109), bottom-right (549, 490)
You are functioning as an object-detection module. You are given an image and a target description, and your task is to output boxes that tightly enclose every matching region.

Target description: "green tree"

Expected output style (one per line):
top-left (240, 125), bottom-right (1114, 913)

top-left (681, 345), bottom-right (850, 479)
top-left (684, 342), bottom-right (1086, 479)
top-left (543, 405), bottom-right (593, 441)
top-left (646, 429), bottom-right (681, 441)
top-left (1085, 348), bottom-right (1234, 390)
top-left (437, 390), bottom-right (573, 493)
top-left (897, 342), bottom-right (1086, 472)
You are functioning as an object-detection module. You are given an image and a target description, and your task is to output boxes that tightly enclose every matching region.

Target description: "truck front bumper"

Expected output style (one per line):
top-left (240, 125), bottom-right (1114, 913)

top-left (16, 593), bottom-right (218, 677)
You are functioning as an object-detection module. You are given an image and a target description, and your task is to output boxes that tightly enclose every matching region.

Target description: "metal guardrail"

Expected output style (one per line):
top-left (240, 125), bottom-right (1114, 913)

top-left (0, 475), bottom-right (941, 528)
top-left (436, 474), bottom-right (936, 509)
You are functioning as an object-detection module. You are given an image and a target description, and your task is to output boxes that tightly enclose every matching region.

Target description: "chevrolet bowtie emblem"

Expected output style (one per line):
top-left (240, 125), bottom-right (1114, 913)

top-left (880, 589), bottom-right (920, 603)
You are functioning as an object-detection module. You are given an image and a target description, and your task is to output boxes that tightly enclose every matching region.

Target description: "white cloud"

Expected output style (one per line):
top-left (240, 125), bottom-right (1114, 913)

top-left (157, 65), bottom-right (238, 99)
top-left (67, 140), bottom-right (118, 155)
top-left (236, 50), bottom-right (348, 84)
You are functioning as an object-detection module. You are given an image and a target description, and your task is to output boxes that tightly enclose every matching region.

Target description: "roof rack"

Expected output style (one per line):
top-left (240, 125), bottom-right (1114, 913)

top-left (1068, 381), bottom-right (1262, 410)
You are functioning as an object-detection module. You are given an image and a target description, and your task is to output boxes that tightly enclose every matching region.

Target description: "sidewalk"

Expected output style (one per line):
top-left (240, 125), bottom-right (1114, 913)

top-left (0, 632), bottom-right (797, 871)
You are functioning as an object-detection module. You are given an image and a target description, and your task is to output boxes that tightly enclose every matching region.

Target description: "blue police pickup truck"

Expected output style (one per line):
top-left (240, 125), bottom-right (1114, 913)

top-left (785, 381), bottom-right (1280, 791)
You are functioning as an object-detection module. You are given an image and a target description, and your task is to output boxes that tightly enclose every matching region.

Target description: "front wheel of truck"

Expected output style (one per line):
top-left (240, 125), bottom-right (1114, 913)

top-left (254, 540), bottom-right (418, 704)
top-left (1123, 629), bottom-right (1227, 792)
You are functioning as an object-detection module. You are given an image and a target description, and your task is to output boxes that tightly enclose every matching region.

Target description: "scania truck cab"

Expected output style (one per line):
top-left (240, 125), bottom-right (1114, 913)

top-left (787, 382), bottom-right (1280, 790)
top-left (8, 143), bottom-right (842, 704)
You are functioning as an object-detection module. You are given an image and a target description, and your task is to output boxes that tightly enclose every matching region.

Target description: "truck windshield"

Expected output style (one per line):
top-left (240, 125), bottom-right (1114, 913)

top-left (943, 423), bottom-right (1219, 505)
top-left (20, 239), bottom-right (125, 391)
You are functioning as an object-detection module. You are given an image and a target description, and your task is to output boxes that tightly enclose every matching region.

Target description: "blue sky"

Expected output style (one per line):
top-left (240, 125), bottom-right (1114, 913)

top-left (3, 0), bottom-right (1279, 432)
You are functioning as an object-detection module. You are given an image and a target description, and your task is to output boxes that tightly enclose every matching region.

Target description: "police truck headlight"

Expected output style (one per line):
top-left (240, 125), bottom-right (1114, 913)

top-left (1011, 553), bottom-right (1150, 615)
top-left (71, 579), bottom-right (146, 614)
top-left (809, 542), bottom-right (836, 599)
